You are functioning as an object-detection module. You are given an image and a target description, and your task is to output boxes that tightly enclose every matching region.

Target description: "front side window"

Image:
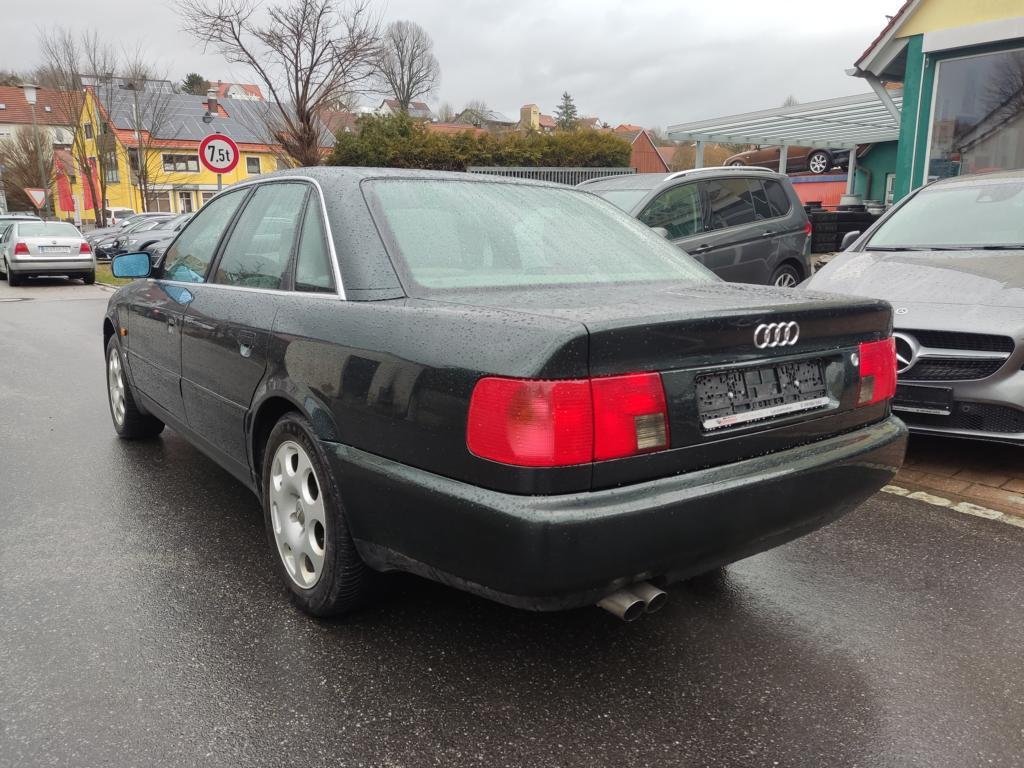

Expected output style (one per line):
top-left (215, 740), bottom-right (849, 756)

top-left (639, 184), bottom-right (703, 238)
top-left (701, 178), bottom-right (757, 230)
top-left (246, 157), bottom-right (261, 174)
top-left (867, 179), bottom-right (1024, 249)
top-left (293, 198), bottom-right (335, 293)
top-left (213, 183), bottom-right (307, 289)
top-left (367, 180), bottom-right (713, 292)
top-left (163, 188), bottom-right (248, 283)
top-left (928, 47), bottom-right (1024, 180)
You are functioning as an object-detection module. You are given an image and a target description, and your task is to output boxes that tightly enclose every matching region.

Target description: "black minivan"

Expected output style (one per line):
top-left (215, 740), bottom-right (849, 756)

top-left (580, 167), bottom-right (812, 287)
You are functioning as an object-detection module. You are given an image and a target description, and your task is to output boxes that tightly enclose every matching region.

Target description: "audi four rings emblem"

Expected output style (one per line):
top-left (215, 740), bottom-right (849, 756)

top-left (753, 321), bottom-right (800, 348)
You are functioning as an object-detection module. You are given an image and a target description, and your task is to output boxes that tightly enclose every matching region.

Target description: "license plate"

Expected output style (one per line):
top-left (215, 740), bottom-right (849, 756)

top-left (893, 384), bottom-right (953, 416)
top-left (696, 359), bottom-right (830, 431)
top-left (39, 246), bottom-right (71, 254)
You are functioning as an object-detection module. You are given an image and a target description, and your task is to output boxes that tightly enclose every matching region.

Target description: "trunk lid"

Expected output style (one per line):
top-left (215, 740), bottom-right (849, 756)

top-left (435, 281), bottom-right (893, 489)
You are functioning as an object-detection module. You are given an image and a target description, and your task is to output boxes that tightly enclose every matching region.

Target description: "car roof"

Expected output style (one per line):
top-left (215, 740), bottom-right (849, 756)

top-left (253, 165), bottom-right (568, 191)
top-left (579, 165), bottom-right (787, 191)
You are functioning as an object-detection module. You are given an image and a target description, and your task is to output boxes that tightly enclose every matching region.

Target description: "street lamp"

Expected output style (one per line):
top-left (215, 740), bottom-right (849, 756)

top-left (21, 83), bottom-right (53, 220)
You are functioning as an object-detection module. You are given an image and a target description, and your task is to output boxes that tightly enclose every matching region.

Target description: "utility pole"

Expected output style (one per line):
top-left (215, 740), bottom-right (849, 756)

top-left (21, 84), bottom-right (53, 220)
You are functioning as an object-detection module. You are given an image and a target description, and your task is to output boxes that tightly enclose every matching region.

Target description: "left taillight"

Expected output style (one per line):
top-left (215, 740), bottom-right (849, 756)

top-left (79, 241), bottom-right (92, 254)
top-left (857, 337), bottom-right (897, 407)
top-left (466, 373), bottom-right (670, 467)
top-left (803, 220), bottom-right (813, 237)
top-left (14, 241), bottom-right (29, 255)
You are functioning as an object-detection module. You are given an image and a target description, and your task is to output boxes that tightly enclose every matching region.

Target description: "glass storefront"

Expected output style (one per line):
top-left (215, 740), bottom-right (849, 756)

top-left (927, 46), bottom-right (1024, 180)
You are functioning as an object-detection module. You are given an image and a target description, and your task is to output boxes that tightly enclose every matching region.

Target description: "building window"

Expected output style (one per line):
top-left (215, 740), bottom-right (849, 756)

top-left (200, 191), bottom-right (216, 207)
top-left (163, 153), bottom-right (199, 173)
top-left (84, 123), bottom-right (94, 139)
top-left (146, 191), bottom-right (172, 212)
top-left (102, 150), bottom-right (119, 183)
top-left (127, 148), bottom-right (141, 176)
top-left (246, 156), bottom-right (261, 174)
top-left (927, 46), bottom-right (1024, 180)
top-left (178, 191), bottom-right (194, 213)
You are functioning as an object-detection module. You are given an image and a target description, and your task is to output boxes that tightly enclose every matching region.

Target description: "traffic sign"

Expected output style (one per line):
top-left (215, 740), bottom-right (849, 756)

top-left (23, 188), bottom-right (46, 209)
top-left (198, 134), bottom-right (240, 174)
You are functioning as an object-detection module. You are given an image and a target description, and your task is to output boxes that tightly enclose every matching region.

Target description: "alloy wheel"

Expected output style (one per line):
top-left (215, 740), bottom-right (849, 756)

top-left (269, 440), bottom-right (328, 589)
top-left (808, 152), bottom-right (829, 174)
top-left (773, 271), bottom-right (799, 288)
top-left (107, 346), bottom-right (126, 426)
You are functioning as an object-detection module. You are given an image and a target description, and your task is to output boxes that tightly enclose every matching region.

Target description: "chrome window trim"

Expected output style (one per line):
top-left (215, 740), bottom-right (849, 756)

top-left (211, 175), bottom-right (346, 300)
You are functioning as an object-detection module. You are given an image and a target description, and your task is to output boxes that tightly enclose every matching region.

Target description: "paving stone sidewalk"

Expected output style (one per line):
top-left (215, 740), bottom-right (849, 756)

top-left (897, 434), bottom-right (1024, 519)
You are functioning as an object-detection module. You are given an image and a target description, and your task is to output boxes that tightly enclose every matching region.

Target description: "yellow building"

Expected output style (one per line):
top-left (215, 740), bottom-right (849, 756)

top-left (56, 81), bottom-right (332, 223)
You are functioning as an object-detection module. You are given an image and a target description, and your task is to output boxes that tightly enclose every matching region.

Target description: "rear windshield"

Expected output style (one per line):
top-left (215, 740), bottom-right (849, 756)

top-left (17, 223), bottom-right (82, 238)
top-left (868, 180), bottom-right (1024, 249)
top-left (367, 179), bottom-right (712, 291)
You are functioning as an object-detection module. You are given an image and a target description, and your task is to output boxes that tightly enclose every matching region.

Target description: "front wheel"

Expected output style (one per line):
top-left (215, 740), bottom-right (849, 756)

top-left (728, 160), bottom-right (745, 167)
top-left (106, 336), bottom-right (164, 438)
top-left (263, 413), bottom-right (372, 617)
top-left (807, 150), bottom-right (832, 174)
top-left (770, 263), bottom-right (802, 288)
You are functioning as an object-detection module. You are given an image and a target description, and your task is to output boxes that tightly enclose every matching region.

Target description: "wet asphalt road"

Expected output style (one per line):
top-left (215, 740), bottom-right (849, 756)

top-left (1, 279), bottom-right (1023, 768)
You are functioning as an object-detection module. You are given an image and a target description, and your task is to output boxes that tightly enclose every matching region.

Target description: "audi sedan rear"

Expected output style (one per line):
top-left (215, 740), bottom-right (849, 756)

top-left (102, 167), bottom-right (906, 620)
top-left (806, 170), bottom-right (1024, 446)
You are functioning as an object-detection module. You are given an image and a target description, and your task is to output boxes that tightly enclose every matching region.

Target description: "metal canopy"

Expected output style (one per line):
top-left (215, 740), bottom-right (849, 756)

top-left (666, 91), bottom-right (902, 149)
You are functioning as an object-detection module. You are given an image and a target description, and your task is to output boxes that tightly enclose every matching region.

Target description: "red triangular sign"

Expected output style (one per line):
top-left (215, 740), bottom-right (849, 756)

top-left (23, 188), bottom-right (46, 208)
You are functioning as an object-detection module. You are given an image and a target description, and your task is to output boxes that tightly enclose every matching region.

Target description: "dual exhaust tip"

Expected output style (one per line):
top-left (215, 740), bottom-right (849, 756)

top-left (597, 582), bottom-right (667, 622)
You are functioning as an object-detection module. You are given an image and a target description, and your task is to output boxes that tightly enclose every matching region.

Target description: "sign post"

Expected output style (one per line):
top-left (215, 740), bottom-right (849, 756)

top-left (197, 133), bottom-right (240, 195)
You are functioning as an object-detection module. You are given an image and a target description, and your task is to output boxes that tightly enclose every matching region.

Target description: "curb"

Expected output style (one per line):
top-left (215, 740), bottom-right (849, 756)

top-left (882, 485), bottom-right (1024, 529)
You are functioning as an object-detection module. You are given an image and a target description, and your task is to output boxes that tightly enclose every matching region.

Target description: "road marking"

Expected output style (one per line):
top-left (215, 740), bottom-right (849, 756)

top-left (881, 484), bottom-right (1024, 529)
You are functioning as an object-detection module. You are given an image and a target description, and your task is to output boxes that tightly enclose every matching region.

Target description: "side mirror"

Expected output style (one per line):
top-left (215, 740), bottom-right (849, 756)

top-left (111, 251), bottom-right (152, 279)
top-left (840, 230), bottom-right (862, 251)
top-left (651, 226), bottom-right (669, 239)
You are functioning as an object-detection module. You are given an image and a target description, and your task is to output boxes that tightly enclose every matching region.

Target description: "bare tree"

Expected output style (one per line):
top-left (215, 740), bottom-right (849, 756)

top-left (435, 101), bottom-right (455, 123)
top-left (781, 94), bottom-right (800, 107)
top-left (458, 98), bottom-right (488, 124)
top-left (0, 127), bottom-right (54, 212)
top-left (374, 20), bottom-right (439, 112)
top-left (180, 0), bottom-right (381, 166)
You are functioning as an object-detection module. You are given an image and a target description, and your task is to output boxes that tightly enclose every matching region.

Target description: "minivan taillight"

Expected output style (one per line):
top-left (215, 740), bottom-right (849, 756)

top-left (857, 338), bottom-right (897, 406)
top-left (14, 241), bottom-right (29, 255)
top-left (803, 220), bottom-right (813, 237)
top-left (79, 241), bottom-right (92, 254)
top-left (466, 373), bottom-right (670, 467)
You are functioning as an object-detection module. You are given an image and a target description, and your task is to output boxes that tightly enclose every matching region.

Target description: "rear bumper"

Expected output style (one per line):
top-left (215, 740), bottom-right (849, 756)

top-left (8, 258), bottom-right (94, 274)
top-left (327, 416), bottom-right (908, 610)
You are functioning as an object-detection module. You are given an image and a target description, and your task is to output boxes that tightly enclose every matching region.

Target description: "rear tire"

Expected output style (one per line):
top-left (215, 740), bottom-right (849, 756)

top-left (770, 263), bottom-right (802, 287)
top-left (7, 268), bottom-right (23, 286)
top-left (83, 271), bottom-right (96, 285)
top-left (807, 150), bottom-right (832, 175)
top-left (106, 336), bottom-right (164, 439)
top-left (262, 413), bottom-right (372, 617)
top-left (728, 160), bottom-right (745, 167)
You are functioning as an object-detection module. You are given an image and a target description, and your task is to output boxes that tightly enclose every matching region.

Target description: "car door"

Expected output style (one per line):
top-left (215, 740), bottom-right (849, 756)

top-left (124, 189), bottom-right (249, 422)
top-left (180, 181), bottom-right (310, 469)
top-left (751, 146), bottom-right (780, 170)
top-left (689, 177), bottom-right (772, 284)
top-left (637, 183), bottom-right (706, 262)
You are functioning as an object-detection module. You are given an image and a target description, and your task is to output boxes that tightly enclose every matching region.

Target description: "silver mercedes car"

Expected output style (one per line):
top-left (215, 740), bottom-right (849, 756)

top-left (806, 170), bottom-right (1024, 446)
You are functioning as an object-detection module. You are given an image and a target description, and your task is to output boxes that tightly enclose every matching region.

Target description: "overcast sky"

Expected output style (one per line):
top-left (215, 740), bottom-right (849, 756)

top-left (11, 0), bottom-right (901, 129)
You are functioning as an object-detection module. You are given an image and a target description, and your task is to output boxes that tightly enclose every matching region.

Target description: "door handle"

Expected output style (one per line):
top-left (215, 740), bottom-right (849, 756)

top-left (692, 244), bottom-right (712, 253)
top-left (760, 230), bottom-right (776, 237)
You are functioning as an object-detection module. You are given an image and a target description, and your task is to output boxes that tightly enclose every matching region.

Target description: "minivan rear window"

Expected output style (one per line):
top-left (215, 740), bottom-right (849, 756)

top-left (368, 179), bottom-right (713, 291)
top-left (17, 223), bottom-right (82, 238)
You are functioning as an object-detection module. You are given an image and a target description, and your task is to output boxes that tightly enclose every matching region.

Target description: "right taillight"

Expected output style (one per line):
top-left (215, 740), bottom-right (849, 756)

top-left (857, 338), bottom-right (897, 406)
top-left (14, 241), bottom-right (29, 255)
top-left (467, 373), bottom-right (670, 467)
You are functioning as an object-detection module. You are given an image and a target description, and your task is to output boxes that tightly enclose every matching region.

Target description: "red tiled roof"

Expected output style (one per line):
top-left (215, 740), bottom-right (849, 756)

top-left (216, 82), bottom-right (265, 100)
top-left (319, 109), bottom-right (360, 134)
top-left (657, 145), bottom-right (678, 165)
top-left (578, 117), bottom-right (601, 130)
top-left (0, 85), bottom-right (76, 126)
top-left (614, 123), bottom-right (644, 133)
top-left (855, 0), bottom-right (915, 70)
top-left (538, 114), bottom-right (556, 128)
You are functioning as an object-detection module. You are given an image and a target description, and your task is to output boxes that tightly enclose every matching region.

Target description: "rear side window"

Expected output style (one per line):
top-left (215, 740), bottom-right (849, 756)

top-left (293, 198), bottom-right (336, 293)
top-left (638, 184), bottom-right (703, 238)
top-left (214, 183), bottom-right (308, 290)
top-left (763, 180), bottom-right (792, 218)
top-left (163, 189), bottom-right (248, 283)
top-left (701, 178), bottom-right (757, 230)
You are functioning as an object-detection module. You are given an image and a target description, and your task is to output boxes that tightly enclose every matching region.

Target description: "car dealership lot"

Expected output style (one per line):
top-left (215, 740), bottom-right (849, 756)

top-left (1, 280), bottom-right (1023, 767)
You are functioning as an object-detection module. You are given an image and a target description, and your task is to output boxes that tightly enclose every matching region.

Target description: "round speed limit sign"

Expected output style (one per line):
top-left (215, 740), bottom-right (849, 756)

top-left (198, 133), bottom-right (240, 174)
